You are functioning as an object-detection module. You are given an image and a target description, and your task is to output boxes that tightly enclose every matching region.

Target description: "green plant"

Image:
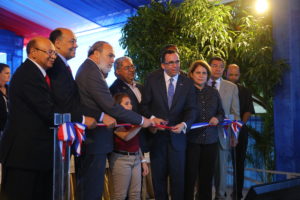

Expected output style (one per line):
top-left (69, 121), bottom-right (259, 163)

top-left (120, 0), bottom-right (288, 176)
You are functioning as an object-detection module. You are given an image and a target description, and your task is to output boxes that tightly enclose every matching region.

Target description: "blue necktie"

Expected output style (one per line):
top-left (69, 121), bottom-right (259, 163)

top-left (168, 78), bottom-right (175, 108)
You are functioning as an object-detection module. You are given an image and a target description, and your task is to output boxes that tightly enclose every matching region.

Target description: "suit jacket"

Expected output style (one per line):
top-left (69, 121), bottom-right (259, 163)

top-left (141, 70), bottom-right (197, 151)
top-left (109, 78), bottom-right (143, 113)
top-left (75, 59), bottom-right (143, 154)
top-left (0, 59), bottom-right (55, 170)
top-left (218, 78), bottom-right (240, 149)
top-left (47, 56), bottom-right (99, 122)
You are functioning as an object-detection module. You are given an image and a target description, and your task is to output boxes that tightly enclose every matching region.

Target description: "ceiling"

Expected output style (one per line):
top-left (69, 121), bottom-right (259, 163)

top-left (0, 0), bottom-right (183, 44)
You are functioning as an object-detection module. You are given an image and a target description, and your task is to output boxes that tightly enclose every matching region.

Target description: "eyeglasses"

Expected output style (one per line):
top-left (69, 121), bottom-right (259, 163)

top-left (210, 64), bottom-right (224, 69)
top-left (35, 48), bottom-right (57, 56)
top-left (163, 60), bottom-right (180, 65)
top-left (122, 65), bottom-right (136, 71)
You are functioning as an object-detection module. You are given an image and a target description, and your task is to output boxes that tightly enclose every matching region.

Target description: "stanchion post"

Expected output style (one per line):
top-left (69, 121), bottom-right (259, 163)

top-left (52, 113), bottom-right (71, 200)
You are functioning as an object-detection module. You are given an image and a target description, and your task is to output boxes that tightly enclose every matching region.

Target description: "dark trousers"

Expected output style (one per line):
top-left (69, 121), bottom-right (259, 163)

top-left (75, 153), bottom-right (107, 200)
top-left (150, 136), bottom-right (185, 200)
top-left (0, 165), bottom-right (52, 200)
top-left (231, 125), bottom-right (248, 200)
top-left (185, 142), bottom-right (218, 200)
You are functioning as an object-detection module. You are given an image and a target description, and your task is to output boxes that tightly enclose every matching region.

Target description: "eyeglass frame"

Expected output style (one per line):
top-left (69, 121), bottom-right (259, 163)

top-left (35, 47), bottom-right (57, 56)
top-left (163, 60), bottom-right (180, 66)
top-left (121, 65), bottom-right (136, 71)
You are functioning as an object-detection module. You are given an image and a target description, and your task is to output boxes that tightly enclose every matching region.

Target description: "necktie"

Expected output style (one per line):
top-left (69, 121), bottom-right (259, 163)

top-left (211, 81), bottom-right (216, 88)
top-left (66, 65), bottom-right (72, 74)
top-left (45, 74), bottom-right (51, 88)
top-left (168, 78), bottom-right (175, 108)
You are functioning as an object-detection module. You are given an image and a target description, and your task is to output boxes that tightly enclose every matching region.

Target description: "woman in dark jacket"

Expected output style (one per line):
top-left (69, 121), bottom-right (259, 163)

top-left (185, 60), bottom-right (225, 200)
top-left (0, 63), bottom-right (10, 136)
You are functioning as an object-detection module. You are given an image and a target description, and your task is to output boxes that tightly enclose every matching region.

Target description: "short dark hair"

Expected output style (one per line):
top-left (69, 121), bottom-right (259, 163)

top-left (160, 49), bottom-right (178, 64)
top-left (26, 39), bottom-right (37, 55)
top-left (49, 29), bottom-right (63, 43)
top-left (162, 44), bottom-right (179, 53)
top-left (208, 56), bottom-right (226, 66)
top-left (88, 41), bottom-right (109, 57)
top-left (113, 93), bottom-right (130, 105)
top-left (188, 60), bottom-right (211, 81)
top-left (0, 63), bottom-right (9, 73)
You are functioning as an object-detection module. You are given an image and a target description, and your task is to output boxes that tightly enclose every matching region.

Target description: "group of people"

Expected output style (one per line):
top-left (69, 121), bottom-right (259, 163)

top-left (0, 27), bottom-right (254, 200)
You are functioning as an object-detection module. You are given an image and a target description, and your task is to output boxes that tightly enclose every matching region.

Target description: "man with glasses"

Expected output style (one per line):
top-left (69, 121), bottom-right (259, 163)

top-left (208, 56), bottom-right (240, 200)
top-left (110, 56), bottom-right (142, 116)
top-left (75, 41), bottom-right (153, 199)
top-left (141, 49), bottom-right (197, 200)
top-left (0, 37), bottom-right (57, 199)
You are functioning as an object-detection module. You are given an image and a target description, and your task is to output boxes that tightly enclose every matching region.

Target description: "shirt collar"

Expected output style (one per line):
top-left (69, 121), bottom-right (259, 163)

top-left (28, 58), bottom-right (46, 77)
top-left (209, 77), bottom-right (221, 84)
top-left (57, 53), bottom-right (69, 66)
top-left (164, 71), bottom-right (179, 83)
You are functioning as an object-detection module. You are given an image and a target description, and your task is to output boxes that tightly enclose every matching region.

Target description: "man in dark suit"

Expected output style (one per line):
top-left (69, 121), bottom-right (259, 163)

top-left (75, 41), bottom-right (153, 200)
top-left (110, 56), bottom-right (142, 112)
top-left (0, 37), bottom-right (57, 200)
top-left (141, 49), bottom-right (197, 200)
top-left (48, 28), bottom-right (100, 127)
top-left (226, 64), bottom-right (255, 200)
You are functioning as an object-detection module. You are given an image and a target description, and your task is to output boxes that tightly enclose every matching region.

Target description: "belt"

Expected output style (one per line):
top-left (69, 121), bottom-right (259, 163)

top-left (113, 150), bottom-right (139, 156)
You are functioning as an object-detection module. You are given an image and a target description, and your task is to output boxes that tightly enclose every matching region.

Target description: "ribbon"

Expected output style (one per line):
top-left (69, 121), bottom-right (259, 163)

top-left (96, 123), bottom-right (174, 130)
top-left (57, 122), bottom-right (86, 159)
top-left (72, 123), bottom-right (87, 157)
top-left (190, 119), bottom-right (243, 139)
top-left (96, 119), bottom-right (243, 138)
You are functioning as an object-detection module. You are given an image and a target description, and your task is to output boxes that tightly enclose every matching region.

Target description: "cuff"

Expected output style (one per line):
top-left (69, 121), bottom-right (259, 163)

top-left (139, 116), bottom-right (144, 125)
top-left (182, 122), bottom-right (187, 134)
top-left (99, 112), bottom-right (104, 122)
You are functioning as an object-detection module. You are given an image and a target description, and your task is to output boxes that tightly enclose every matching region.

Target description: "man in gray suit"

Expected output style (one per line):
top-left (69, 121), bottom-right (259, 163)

top-left (75, 41), bottom-right (153, 200)
top-left (208, 56), bottom-right (240, 200)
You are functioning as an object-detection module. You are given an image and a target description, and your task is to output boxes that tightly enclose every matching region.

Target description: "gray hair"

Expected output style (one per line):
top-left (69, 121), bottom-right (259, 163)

top-left (114, 56), bottom-right (132, 71)
top-left (88, 41), bottom-right (109, 57)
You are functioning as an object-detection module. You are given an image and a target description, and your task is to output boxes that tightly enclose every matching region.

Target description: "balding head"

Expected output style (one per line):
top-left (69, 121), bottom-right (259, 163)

top-left (49, 28), bottom-right (78, 60)
top-left (27, 37), bottom-right (57, 70)
top-left (226, 64), bottom-right (240, 83)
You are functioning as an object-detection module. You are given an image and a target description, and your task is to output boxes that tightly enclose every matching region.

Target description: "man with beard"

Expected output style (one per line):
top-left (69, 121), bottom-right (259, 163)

top-left (75, 41), bottom-right (153, 199)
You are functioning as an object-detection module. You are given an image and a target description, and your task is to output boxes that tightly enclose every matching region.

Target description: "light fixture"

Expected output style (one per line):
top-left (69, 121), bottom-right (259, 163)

top-left (255, 0), bottom-right (268, 14)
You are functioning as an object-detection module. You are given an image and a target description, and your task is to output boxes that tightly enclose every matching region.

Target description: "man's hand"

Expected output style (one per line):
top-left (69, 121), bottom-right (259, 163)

top-left (152, 117), bottom-right (168, 131)
top-left (141, 117), bottom-right (153, 128)
top-left (103, 113), bottom-right (116, 128)
top-left (84, 116), bottom-right (97, 129)
top-left (172, 122), bottom-right (185, 134)
top-left (209, 117), bottom-right (219, 126)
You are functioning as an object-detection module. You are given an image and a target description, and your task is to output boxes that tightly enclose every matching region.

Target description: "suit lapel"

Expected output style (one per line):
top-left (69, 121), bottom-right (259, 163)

top-left (171, 75), bottom-right (184, 109)
top-left (158, 72), bottom-right (169, 108)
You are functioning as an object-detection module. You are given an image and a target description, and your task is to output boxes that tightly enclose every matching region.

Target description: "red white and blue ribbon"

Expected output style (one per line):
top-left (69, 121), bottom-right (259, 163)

top-left (190, 119), bottom-right (243, 139)
top-left (57, 122), bottom-right (86, 159)
top-left (72, 123), bottom-right (87, 157)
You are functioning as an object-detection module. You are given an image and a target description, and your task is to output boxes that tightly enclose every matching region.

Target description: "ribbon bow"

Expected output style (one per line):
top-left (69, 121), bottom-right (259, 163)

top-left (57, 122), bottom-right (86, 159)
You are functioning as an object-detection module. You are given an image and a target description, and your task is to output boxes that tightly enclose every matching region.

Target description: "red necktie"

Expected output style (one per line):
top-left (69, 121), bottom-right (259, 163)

top-left (66, 66), bottom-right (72, 74)
top-left (45, 74), bottom-right (51, 88)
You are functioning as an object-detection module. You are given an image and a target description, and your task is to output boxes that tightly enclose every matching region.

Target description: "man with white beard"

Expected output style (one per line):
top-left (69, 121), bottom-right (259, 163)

top-left (75, 41), bottom-right (153, 200)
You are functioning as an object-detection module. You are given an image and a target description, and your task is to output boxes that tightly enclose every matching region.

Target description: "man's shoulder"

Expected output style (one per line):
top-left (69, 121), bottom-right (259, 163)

top-left (76, 59), bottom-right (97, 76)
top-left (221, 79), bottom-right (237, 89)
top-left (109, 78), bottom-right (127, 93)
